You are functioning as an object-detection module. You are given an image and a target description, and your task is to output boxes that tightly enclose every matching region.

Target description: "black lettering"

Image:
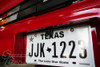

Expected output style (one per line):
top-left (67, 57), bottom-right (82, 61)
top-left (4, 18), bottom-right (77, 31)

top-left (60, 41), bottom-right (66, 58)
top-left (45, 34), bottom-right (49, 39)
top-left (78, 41), bottom-right (87, 59)
top-left (79, 49), bottom-right (87, 58)
top-left (40, 43), bottom-right (45, 57)
top-left (49, 33), bottom-right (53, 39)
top-left (34, 43), bottom-right (39, 57)
top-left (59, 31), bottom-right (64, 38)
top-left (41, 34), bottom-right (45, 40)
top-left (54, 32), bottom-right (59, 38)
top-left (69, 41), bottom-right (76, 58)
top-left (52, 42), bottom-right (58, 58)
top-left (29, 44), bottom-right (33, 57)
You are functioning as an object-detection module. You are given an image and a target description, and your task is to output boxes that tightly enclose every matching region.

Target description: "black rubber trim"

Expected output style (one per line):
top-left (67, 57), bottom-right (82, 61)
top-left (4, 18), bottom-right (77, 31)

top-left (0, 0), bottom-right (82, 27)
top-left (1, 0), bottom-right (42, 20)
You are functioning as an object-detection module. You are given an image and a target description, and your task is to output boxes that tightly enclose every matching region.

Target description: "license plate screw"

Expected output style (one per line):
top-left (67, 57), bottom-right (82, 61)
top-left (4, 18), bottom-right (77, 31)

top-left (70, 28), bottom-right (74, 32)
top-left (34, 34), bottom-right (37, 37)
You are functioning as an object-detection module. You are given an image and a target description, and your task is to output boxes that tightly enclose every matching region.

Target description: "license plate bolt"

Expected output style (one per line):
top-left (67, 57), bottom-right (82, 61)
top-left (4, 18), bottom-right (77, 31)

top-left (70, 28), bottom-right (74, 32)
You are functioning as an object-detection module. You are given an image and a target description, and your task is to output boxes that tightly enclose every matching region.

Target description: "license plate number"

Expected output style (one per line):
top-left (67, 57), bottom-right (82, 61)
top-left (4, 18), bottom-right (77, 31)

top-left (26, 25), bottom-right (95, 67)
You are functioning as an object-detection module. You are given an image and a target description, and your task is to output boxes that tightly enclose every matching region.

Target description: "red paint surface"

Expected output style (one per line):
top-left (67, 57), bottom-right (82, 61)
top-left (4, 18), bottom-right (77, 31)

top-left (91, 26), bottom-right (100, 67)
top-left (0, 0), bottom-right (23, 15)
top-left (0, 0), bottom-right (100, 66)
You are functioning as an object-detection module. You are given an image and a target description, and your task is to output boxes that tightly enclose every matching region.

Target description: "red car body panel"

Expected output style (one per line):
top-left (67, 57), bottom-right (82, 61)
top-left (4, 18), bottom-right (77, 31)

top-left (0, 0), bottom-right (100, 66)
top-left (0, 0), bottom-right (23, 15)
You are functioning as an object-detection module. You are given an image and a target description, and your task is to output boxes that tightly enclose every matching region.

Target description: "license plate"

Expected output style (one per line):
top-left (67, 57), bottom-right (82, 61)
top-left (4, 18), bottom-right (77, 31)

top-left (26, 25), bottom-right (95, 67)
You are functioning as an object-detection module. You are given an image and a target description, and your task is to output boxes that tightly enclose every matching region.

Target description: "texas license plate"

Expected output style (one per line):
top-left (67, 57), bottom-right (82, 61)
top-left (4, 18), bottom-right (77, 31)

top-left (26, 25), bottom-right (95, 67)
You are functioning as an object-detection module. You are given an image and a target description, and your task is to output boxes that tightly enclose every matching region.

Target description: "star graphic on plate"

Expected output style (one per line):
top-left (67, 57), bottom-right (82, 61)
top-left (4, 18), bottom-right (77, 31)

top-left (47, 47), bottom-right (51, 53)
top-left (29, 36), bottom-right (34, 42)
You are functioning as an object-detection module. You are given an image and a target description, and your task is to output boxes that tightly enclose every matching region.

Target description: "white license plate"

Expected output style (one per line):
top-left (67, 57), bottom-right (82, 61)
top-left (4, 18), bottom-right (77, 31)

top-left (26, 25), bottom-right (95, 67)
